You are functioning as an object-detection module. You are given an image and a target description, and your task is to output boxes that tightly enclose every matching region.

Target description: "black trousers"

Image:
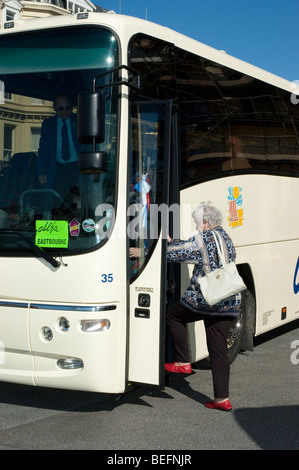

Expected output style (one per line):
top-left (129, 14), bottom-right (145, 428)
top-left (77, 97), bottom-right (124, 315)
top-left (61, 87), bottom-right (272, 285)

top-left (166, 301), bottom-right (234, 398)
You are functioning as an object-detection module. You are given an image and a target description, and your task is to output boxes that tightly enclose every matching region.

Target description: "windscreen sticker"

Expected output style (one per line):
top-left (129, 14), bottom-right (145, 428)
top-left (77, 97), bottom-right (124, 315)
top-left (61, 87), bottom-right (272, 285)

top-left (69, 218), bottom-right (80, 237)
top-left (227, 186), bottom-right (244, 228)
top-left (35, 220), bottom-right (69, 248)
top-left (82, 218), bottom-right (95, 232)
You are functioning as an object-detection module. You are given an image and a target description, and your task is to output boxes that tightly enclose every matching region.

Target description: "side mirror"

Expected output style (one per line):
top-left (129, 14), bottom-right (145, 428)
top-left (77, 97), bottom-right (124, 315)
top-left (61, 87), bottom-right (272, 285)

top-left (77, 91), bottom-right (107, 174)
top-left (78, 150), bottom-right (107, 175)
top-left (77, 91), bottom-right (105, 144)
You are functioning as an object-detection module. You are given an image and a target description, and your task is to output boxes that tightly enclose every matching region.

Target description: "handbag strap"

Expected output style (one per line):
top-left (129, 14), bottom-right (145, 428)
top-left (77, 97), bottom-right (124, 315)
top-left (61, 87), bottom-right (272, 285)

top-left (211, 230), bottom-right (227, 267)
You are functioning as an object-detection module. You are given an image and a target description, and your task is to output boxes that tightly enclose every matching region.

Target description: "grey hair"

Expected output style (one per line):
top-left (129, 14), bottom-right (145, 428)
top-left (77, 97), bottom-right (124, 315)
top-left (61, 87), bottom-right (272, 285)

top-left (193, 201), bottom-right (223, 228)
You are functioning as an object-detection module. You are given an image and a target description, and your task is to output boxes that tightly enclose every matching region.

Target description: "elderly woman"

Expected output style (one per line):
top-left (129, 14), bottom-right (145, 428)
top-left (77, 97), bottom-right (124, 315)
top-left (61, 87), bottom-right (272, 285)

top-left (165, 201), bottom-right (241, 411)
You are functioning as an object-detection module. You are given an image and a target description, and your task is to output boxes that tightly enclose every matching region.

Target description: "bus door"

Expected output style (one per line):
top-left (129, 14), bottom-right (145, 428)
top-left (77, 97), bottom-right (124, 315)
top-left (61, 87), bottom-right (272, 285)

top-left (127, 100), bottom-right (173, 388)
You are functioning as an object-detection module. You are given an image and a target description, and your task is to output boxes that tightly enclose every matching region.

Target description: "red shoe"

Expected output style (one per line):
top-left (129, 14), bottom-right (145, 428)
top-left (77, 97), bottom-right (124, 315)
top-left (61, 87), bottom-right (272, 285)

top-left (165, 363), bottom-right (192, 374)
top-left (204, 399), bottom-right (232, 411)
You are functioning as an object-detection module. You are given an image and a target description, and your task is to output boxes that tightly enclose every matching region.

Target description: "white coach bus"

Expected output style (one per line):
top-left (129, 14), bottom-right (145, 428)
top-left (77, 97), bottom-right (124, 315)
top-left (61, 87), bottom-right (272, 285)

top-left (0, 11), bottom-right (298, 393)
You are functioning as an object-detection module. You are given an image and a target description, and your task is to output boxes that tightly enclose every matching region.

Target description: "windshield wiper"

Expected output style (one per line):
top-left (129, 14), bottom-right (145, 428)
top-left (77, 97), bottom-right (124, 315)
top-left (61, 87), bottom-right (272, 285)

top-left (0, 229), bottom-right (60, 268)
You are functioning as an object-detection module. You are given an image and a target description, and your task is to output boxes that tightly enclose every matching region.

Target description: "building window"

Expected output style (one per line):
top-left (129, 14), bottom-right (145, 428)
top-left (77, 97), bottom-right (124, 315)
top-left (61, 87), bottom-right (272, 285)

top-left (6, 10), bottom-right (15, 21)
top-left (31, 128), bottom-right (41, 153)
top-left (31, 98), bottom-right (44, 105)
top-left (3, 125), bottom-right (15, 161)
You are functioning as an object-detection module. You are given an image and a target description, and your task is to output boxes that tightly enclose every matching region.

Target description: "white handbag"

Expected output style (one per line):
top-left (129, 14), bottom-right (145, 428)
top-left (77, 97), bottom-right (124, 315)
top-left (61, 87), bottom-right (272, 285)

top-left (197, 231), bottom-right (246, 306)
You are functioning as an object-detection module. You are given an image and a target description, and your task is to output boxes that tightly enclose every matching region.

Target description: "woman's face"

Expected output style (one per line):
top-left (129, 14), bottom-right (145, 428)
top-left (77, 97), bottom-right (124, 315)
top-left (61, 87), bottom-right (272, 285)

top-left (195, 219), bottom-right (209, 231)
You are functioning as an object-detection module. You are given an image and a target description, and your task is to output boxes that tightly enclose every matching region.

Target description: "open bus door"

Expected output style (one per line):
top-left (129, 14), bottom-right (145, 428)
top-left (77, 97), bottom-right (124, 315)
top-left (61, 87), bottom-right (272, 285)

top-left (127, 100), bottom-right (175, 388)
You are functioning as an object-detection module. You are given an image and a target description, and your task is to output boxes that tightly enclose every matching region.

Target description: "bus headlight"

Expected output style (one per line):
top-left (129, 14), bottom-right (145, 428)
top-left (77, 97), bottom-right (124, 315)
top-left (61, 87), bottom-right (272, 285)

top-left (58, 317), bottom-right (70, 332)
top-left (41, 326), bottom-right (53, 341)
top-left (80, 319), bottom-right (110, 332)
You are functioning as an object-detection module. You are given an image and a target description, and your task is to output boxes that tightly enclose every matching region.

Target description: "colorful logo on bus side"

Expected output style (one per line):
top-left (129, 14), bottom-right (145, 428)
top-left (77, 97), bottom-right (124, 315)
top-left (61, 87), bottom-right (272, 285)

top-left (293, 257), bottom-right (299, 294)
top-left (227, 186), bottom-right (243, 228)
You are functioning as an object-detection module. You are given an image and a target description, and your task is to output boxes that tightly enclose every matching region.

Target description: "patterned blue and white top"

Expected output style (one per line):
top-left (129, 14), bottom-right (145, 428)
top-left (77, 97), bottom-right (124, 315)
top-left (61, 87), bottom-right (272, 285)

top-left (167, 227), bottom-right (241, 316)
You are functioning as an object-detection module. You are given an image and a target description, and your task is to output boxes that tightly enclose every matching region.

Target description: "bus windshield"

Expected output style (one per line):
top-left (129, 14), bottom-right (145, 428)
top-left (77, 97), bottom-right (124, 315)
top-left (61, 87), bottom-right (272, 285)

top-left (0, 26), bottom-right (119, 256)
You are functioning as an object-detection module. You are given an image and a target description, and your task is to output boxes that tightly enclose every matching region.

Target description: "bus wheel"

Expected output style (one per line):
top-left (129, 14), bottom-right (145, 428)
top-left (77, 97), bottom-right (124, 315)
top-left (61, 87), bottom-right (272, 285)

top-left (226, 288), bottom-right (256, 363)
top-left (227, 311), bottom-right (245, 364)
